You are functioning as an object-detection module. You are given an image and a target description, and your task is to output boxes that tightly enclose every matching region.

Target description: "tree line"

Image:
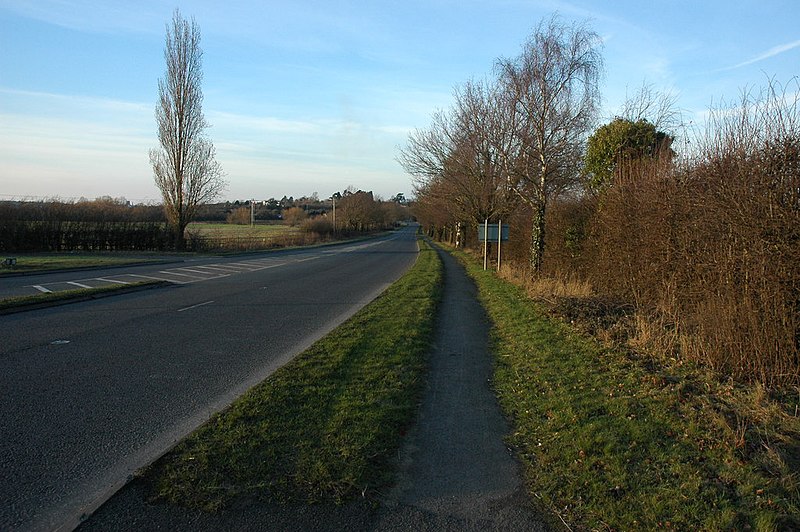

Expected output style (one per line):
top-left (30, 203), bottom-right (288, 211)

top-left (404, 15), bottom-right (800, 386)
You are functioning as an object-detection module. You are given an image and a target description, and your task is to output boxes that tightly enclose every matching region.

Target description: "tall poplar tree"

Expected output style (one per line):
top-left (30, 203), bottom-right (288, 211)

top-left (150, 9), bottom-right (225, 250)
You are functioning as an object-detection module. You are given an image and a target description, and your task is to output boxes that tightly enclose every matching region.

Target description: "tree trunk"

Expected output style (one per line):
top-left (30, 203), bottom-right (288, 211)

top-left (530, 202), bottom-right (546, 274)
top-left (174, 220), bottom-right (187, 251)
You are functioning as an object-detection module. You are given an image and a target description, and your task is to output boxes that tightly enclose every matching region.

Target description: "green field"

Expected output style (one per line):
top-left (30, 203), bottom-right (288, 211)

top-left (186, 222), bottom-right (298, 238)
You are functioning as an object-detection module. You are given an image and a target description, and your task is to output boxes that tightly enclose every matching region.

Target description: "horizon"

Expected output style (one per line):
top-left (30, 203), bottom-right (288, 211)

top-left (1, 0), bottom-right (799, 203)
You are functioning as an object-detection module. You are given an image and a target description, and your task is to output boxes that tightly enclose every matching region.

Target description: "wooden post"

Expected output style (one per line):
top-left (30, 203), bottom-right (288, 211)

top-left (497, 219), bottom-right (502, 272)
top-left (483, 219), bottom-right (488, 271)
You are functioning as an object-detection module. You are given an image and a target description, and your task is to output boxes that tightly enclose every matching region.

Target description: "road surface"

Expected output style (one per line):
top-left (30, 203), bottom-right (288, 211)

top-left (0, 227), bottom-right (418, 531)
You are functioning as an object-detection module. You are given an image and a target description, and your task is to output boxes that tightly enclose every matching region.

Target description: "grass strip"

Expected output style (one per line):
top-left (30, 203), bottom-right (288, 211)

top-left (143, 238), bottom-right (442, 511)
top-left (0, 281), bottom-right (165, 312)
top-left (0, 255), bottom-right (163, 275)
top-left (454, 250), bottom-right (799, 531)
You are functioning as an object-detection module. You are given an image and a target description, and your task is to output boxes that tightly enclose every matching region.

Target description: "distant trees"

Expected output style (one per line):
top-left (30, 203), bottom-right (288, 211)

top-left (226, 206), bottom-right (251, 225)
top-left (282, 206), bottom-right (308, 227)
top-left (337, 190), bottom-right (382, 231)
top-left (150, 9), bottom-right (226, 250)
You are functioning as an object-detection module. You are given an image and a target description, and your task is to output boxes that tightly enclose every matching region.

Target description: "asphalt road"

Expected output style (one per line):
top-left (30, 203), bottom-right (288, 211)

top-left (0, 227), bottom-right (419, 531)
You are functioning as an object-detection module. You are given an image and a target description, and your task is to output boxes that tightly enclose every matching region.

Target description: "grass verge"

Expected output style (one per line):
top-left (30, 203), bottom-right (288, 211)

top-left (142, 238), bottom-right (442, 511)
top-left (0, 254), bottom-right (164, 275)
top-left (0, 281), bottom-right (166, 313)
top-left (454, 250), bottom-right (799, 531)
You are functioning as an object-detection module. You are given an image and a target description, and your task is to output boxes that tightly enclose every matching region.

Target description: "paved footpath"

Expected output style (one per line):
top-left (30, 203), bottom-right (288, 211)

top-left (373, 246), bottom-right (546, 531)
top-left (81, 247), bottom-right (547, 531)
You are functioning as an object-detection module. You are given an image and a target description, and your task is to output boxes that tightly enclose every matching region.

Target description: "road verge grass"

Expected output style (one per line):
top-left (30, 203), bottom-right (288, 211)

top-left (0, 254), bottom-right (165, 275)
top-left (0, 281), bottom-right (167, 313)
top-left (142, 238), bottom-right (442, 511)
top-left (454, 250), bottom-right (799, 531)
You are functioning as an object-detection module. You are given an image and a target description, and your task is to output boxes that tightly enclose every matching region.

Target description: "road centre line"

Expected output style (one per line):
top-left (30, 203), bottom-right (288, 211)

top-left (176, 300), bottom-right (215, 313)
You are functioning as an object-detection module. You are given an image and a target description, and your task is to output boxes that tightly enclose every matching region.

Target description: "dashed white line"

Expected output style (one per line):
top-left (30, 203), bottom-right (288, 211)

top-left (32, 285), bottom-right (52, 293)
top-left (177, 300), bottom-right (215, 312)
top-left (66, 281), bottom-right (93, 289)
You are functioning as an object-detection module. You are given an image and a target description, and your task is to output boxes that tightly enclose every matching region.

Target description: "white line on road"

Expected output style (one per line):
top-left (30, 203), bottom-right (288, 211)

top-left (177, 300), bottom-right (215, 313)
top-left (96, 278), bottom-right (130, 285)
top-left (32, 285), bottom-right (52, 293)
top-left (187, 265), bottom-right (244, 273)
top-left (159, 270), bottom-right (202, 279)
top-left (66, 281), bottom-right (93, 289)
top-left (174, 267), bottom-right (220, 275)
top-left (127, 274), bottom-right (189, 284)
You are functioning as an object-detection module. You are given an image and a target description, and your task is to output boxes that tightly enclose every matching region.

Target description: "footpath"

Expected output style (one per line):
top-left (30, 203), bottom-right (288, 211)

top-left (81, 247), bottom-right (547, 531)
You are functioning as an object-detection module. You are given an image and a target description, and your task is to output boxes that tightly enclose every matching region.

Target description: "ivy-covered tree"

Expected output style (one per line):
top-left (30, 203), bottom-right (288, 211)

top-left (584, 118), bottom-right (672, 193)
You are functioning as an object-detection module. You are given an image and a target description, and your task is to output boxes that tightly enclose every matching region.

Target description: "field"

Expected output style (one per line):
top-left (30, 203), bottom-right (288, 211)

top-left (185, 222), bottom-right (298, 238)
top-left (184, 222), bottom-right (312, 252)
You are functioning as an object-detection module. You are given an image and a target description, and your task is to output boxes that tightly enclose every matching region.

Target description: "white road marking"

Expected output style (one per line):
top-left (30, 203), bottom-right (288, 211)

top-left (96, 278), bottom-right (129, 285)
top-left (177, 300), bottom-right (215, 312)
top-left (66, 281), bottom-right (93, 289)
top-left (127, 273), bottom-right (189, 284)
top-left (174, 267), bottom-right (219, 275)
top-left (158, 270), bottom-right (202, 279)
top-left (32, 285), bottom-right (52, 293)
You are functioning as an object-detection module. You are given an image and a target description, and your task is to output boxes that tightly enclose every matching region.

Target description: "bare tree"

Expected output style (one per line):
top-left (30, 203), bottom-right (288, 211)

top-left (496, 15), bottom-right (603, 273)
top-left (618, 82), bottom-right (681, 133)
top-left (150, 9), bottom-right (225, 250)
top-left (399, 79), bottom-right (515, 236)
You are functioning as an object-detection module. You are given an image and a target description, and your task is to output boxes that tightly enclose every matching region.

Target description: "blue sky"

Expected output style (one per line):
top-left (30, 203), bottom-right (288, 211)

top-left (1, 0), bottom-right (798, 203)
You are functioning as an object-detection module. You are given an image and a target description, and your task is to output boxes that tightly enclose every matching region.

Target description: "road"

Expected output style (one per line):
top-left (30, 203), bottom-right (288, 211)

top-left (0, 227), bottom-right (419, 531)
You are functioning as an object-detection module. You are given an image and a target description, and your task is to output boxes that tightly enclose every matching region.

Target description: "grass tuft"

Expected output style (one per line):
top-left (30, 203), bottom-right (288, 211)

top-left (143, 239), bottom-right (442, 511)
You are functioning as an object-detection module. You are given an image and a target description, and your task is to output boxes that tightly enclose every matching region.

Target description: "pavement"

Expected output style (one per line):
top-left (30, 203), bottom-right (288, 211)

top-left (79, 245), bottom-right (548, 531)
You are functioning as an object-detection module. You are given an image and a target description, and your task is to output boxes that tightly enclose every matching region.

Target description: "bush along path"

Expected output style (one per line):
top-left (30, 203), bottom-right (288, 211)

top-left (455, 250), bottom-right (800, 531)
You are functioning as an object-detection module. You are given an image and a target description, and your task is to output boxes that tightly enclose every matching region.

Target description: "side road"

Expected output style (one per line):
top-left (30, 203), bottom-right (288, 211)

top-left (81, 245), bottom-right (547, 530)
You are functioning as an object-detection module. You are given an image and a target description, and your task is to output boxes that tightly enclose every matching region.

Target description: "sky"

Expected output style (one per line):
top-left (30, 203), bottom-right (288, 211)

top-left (1, 0), bottom-right (798, 204)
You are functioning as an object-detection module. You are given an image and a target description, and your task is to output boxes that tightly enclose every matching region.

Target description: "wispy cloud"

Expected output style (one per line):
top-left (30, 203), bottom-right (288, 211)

top-left (729, 38), bottom-right (800, 69)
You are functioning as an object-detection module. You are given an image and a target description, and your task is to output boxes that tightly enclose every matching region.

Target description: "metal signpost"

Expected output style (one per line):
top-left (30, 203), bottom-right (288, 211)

top-left (477, 220), bottom-right (510, 271)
